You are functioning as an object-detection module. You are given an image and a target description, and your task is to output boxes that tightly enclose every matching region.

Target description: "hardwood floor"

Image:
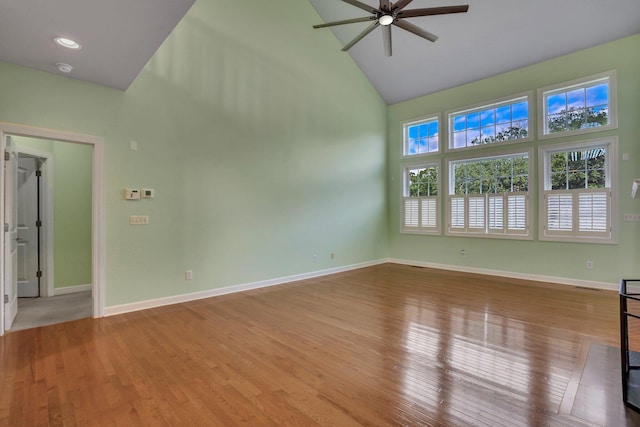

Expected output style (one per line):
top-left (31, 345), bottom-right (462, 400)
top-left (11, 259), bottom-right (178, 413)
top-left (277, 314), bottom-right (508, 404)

top-left (1, 263), bottom-right (638, 426)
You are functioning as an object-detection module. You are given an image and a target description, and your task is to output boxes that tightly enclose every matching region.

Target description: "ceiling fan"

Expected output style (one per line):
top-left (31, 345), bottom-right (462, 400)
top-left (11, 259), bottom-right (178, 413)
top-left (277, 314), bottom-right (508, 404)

top-left (313, 0), bottom-right (469, 56)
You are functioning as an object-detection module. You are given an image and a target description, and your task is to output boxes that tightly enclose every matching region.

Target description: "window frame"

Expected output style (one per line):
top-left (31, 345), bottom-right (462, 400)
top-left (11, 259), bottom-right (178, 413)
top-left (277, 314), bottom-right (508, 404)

top-left (538, 137), bottom-right (618, 244)
top-left (537, 70), bottom-right (618, 140)
top-left (401, 161), bottom-right (441, 235)
top-left (445, 148), bottom-right (534, 240)
top-left (402, 114), bottom-right (441, 158)
top-left (446, 92), bottom-right (534, 153)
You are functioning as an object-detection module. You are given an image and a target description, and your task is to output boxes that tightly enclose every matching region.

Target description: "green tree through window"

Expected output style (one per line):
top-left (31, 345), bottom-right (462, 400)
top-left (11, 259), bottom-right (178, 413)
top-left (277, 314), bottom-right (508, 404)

top-left (408, 167), bottom-right (438, 197)
top-left (453, 155), bottom-right (528, 195)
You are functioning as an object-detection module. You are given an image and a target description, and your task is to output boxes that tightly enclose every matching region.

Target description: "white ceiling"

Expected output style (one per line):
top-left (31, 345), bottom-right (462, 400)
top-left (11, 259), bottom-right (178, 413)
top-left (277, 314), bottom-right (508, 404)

top-left (0, 0), bottom-right (194, 90)
top-left (0, 0), bottom-right (637, 104)
top-left (308, 0), bottom-right (640, 104)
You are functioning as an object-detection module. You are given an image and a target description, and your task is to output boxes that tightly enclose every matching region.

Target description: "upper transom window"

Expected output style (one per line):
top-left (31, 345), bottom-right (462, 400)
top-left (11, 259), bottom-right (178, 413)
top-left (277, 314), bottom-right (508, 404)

top-left (404, 116), bottom-right (439, 156)
top-left (448, 95), bottom-right (531, 150)
top-left (538, 71), bottom-right (617, 138)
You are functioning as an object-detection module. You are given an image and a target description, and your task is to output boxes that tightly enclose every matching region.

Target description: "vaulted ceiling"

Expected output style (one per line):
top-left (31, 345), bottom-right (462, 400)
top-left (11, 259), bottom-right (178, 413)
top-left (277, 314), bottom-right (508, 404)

top-left (0, 0), bottom-right (638, 104)
top-left (309, 0), bottom-right (640, 103)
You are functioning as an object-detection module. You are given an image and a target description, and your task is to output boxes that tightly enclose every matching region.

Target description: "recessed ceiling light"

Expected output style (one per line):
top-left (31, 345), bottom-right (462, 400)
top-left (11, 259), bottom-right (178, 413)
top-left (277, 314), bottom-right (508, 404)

top-left (54, 37), bottom-right (81, 50)
top-left (56, 63), bottom-right (73, 73)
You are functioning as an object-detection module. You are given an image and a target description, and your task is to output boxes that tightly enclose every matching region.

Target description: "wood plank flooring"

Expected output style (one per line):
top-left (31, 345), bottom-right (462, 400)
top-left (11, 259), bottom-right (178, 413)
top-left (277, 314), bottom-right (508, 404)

top-left (1, 263), bottom-right (638, 426)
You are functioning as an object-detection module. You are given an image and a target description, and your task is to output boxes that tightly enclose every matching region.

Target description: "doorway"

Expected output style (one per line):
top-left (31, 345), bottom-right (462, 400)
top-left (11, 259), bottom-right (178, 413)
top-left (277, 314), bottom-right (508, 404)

top-left (0, 122), bottom-right (104, 335)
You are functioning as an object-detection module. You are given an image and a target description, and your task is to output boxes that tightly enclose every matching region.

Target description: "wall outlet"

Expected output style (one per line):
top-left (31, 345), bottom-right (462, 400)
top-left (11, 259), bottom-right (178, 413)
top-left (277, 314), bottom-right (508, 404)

top-left (586, 260), bottom-right (593, 270)
top-left (460, 249), bottom-right (466, 257)
top-left (129, 215), bottom-right (149, 225)
top-left (312, 254), bottom-right (318, 263)
top-left (185, 270), bottom-right (193, 280)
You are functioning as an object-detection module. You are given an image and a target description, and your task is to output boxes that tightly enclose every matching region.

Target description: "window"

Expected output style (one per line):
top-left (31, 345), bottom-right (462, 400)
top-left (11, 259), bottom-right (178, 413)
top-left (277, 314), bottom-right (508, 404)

top-left (402, 164), bottom-right (440, 234)
top-left (539, 71), bottom-right (617, 138)
top-left (404, 116), bottom-right (439, 156)
top-left (540, 138), bottom-right (616, 243)
top-left (448, 95), bottom-right (531, 150)
top-left (447, 152), bottom-right (531, 238)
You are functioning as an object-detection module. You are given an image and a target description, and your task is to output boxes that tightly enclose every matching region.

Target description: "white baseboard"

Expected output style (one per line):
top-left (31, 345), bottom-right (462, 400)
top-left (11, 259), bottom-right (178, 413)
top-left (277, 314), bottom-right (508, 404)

top-left (388, 258), bottom-right (619, 291)
top-left (54, 284), bottom-right (92, 295)
top-left (104, 259), bottom-right (388, 317)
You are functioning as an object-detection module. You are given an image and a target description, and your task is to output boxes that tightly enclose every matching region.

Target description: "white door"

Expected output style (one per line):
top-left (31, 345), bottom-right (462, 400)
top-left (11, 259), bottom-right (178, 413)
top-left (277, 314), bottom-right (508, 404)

top-left (3, 136), bottom-right (18, 328)
top-left (17, 156), bottom-right (40, 297)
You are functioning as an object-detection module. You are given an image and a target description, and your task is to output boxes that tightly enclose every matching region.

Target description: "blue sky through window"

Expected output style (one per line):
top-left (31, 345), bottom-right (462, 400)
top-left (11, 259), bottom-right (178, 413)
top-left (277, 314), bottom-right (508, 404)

top-left (406, 118), bottom-right (439, 155)
top-left (451, 97), bottom-right (529, 149)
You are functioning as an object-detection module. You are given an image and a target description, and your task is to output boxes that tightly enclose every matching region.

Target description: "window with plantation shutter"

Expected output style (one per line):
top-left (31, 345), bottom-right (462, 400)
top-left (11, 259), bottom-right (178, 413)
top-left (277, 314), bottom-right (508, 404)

top-left (540, 138), bottom-right (616, 243)
top-left (402, 164), bottom-right (440, 234)
top-left (446, 152), bottom-right (531, 239)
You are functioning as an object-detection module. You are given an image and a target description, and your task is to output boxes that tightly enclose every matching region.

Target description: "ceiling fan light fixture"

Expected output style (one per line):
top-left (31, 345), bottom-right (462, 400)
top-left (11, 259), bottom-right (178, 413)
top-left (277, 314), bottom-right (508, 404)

top-left (378, 14), bottom-right (394, 26)
top-left (54, 36), bottom-right (81, 50)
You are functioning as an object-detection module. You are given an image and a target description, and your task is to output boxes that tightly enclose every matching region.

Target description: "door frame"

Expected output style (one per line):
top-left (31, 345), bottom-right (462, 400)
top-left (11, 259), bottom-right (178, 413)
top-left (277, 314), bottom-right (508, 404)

top-left (17, 147), bottom-right (54, 298)
top-left (0, 122), bottom-right (104, 335)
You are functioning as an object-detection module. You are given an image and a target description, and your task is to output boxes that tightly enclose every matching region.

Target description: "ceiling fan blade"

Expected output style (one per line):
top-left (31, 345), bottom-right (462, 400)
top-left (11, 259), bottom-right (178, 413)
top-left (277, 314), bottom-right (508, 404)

top-left (313, 16), bottom-right (375, 29)
top-left (380, 0), bottom-right (391, 12)
top-left (392, 0), bottom-right (414, 11)
top-left (394, 20), bottom-right (438, 42)
top-left (382, 24), bottom-right (392, 57)
top-left (341, 0), bottom-right (379, 14)
top-left (342, 21), bottom-right (380, 51)
top-left (398, 5), bottom-right (469, 18)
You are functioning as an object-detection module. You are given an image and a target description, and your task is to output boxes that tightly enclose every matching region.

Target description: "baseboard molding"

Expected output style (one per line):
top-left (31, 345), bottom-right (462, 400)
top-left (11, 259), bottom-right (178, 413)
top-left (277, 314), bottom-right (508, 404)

top-left (388, 258), bottom-right (619, 291)
top-left (54, 284), bottom-right (92, 296)
top-left (104, 259), bottom-right (388, 317)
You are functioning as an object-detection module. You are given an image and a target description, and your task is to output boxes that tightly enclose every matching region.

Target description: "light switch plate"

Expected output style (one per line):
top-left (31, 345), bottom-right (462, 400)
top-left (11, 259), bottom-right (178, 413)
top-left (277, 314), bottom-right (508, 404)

top-left (125, 188), bottom-right (140, 200)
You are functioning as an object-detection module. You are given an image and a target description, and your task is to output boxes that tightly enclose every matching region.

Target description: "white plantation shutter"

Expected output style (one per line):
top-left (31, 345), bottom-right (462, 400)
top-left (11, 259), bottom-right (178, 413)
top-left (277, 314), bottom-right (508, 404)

top-left (404, 198), bottom-right (419, 228)
top-left (448, 193), bottom-right (529, 237)
top-left (402, 197), bottom-right (439, 233)
top-left (468, 196), bottom-right (485, 231)
top-left (544, 189), bottom-right (611, 239)
top-left (507, 194), bottom-right (527, 232)
top-left (450, 197), bottom-right (465, 229)
top-left (421, 199), bottom-right (437, 228)
top-left (488, 196), bottom-right (504, 230)
top-left (579, 191), bottom-right (608, 232)
top-left (547, 193), bottom-right (573, 231)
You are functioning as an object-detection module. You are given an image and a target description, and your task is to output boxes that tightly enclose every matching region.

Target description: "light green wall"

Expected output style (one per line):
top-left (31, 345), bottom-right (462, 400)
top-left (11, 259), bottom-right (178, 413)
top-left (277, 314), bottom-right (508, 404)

top-left (13, 137), bottom-right (93, 288)
top-left (388, 34), bottom-right (640, 285)
top-left (0, 0), bottom-right (388, 306)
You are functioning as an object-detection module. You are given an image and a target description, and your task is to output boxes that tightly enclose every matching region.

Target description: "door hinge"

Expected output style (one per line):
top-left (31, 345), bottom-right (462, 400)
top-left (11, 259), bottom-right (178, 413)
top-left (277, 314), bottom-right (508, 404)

top-left (4, 151), bottom-right (9, 161)
top-left (4, 223), bottom-right (8, 232)
top-left (36, 271), bottom-right (42, 278)
top-left (36, 220), bottom-right (42, 228)
top-left (4, 295), bottom-right (8, 304)
top-left (36, 170), bottom-right (42, 177)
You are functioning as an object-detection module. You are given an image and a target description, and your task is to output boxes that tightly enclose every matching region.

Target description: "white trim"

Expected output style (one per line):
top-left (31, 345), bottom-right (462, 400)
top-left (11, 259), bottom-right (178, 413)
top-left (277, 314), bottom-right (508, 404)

top-left (0, 122), bottom-right (104, 336)
top-left (537, 136), bottom-right (617, 244)
top-left (537, 70), bottom-right (618, 139)
top-left (104, 259), bottom-right (388, 317)
top-left (401, 160), bottom-right (441, 235)
top-left (445, 148), bottom-right (533, 239)
top-left (446, 91), bottom-right (534, 152)
top-left (54, 284), bottom-right (92, 295)
top-left (388, 258), bottom-right (618, 291)
top-left (401, 113), bottom-right (442, 157)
